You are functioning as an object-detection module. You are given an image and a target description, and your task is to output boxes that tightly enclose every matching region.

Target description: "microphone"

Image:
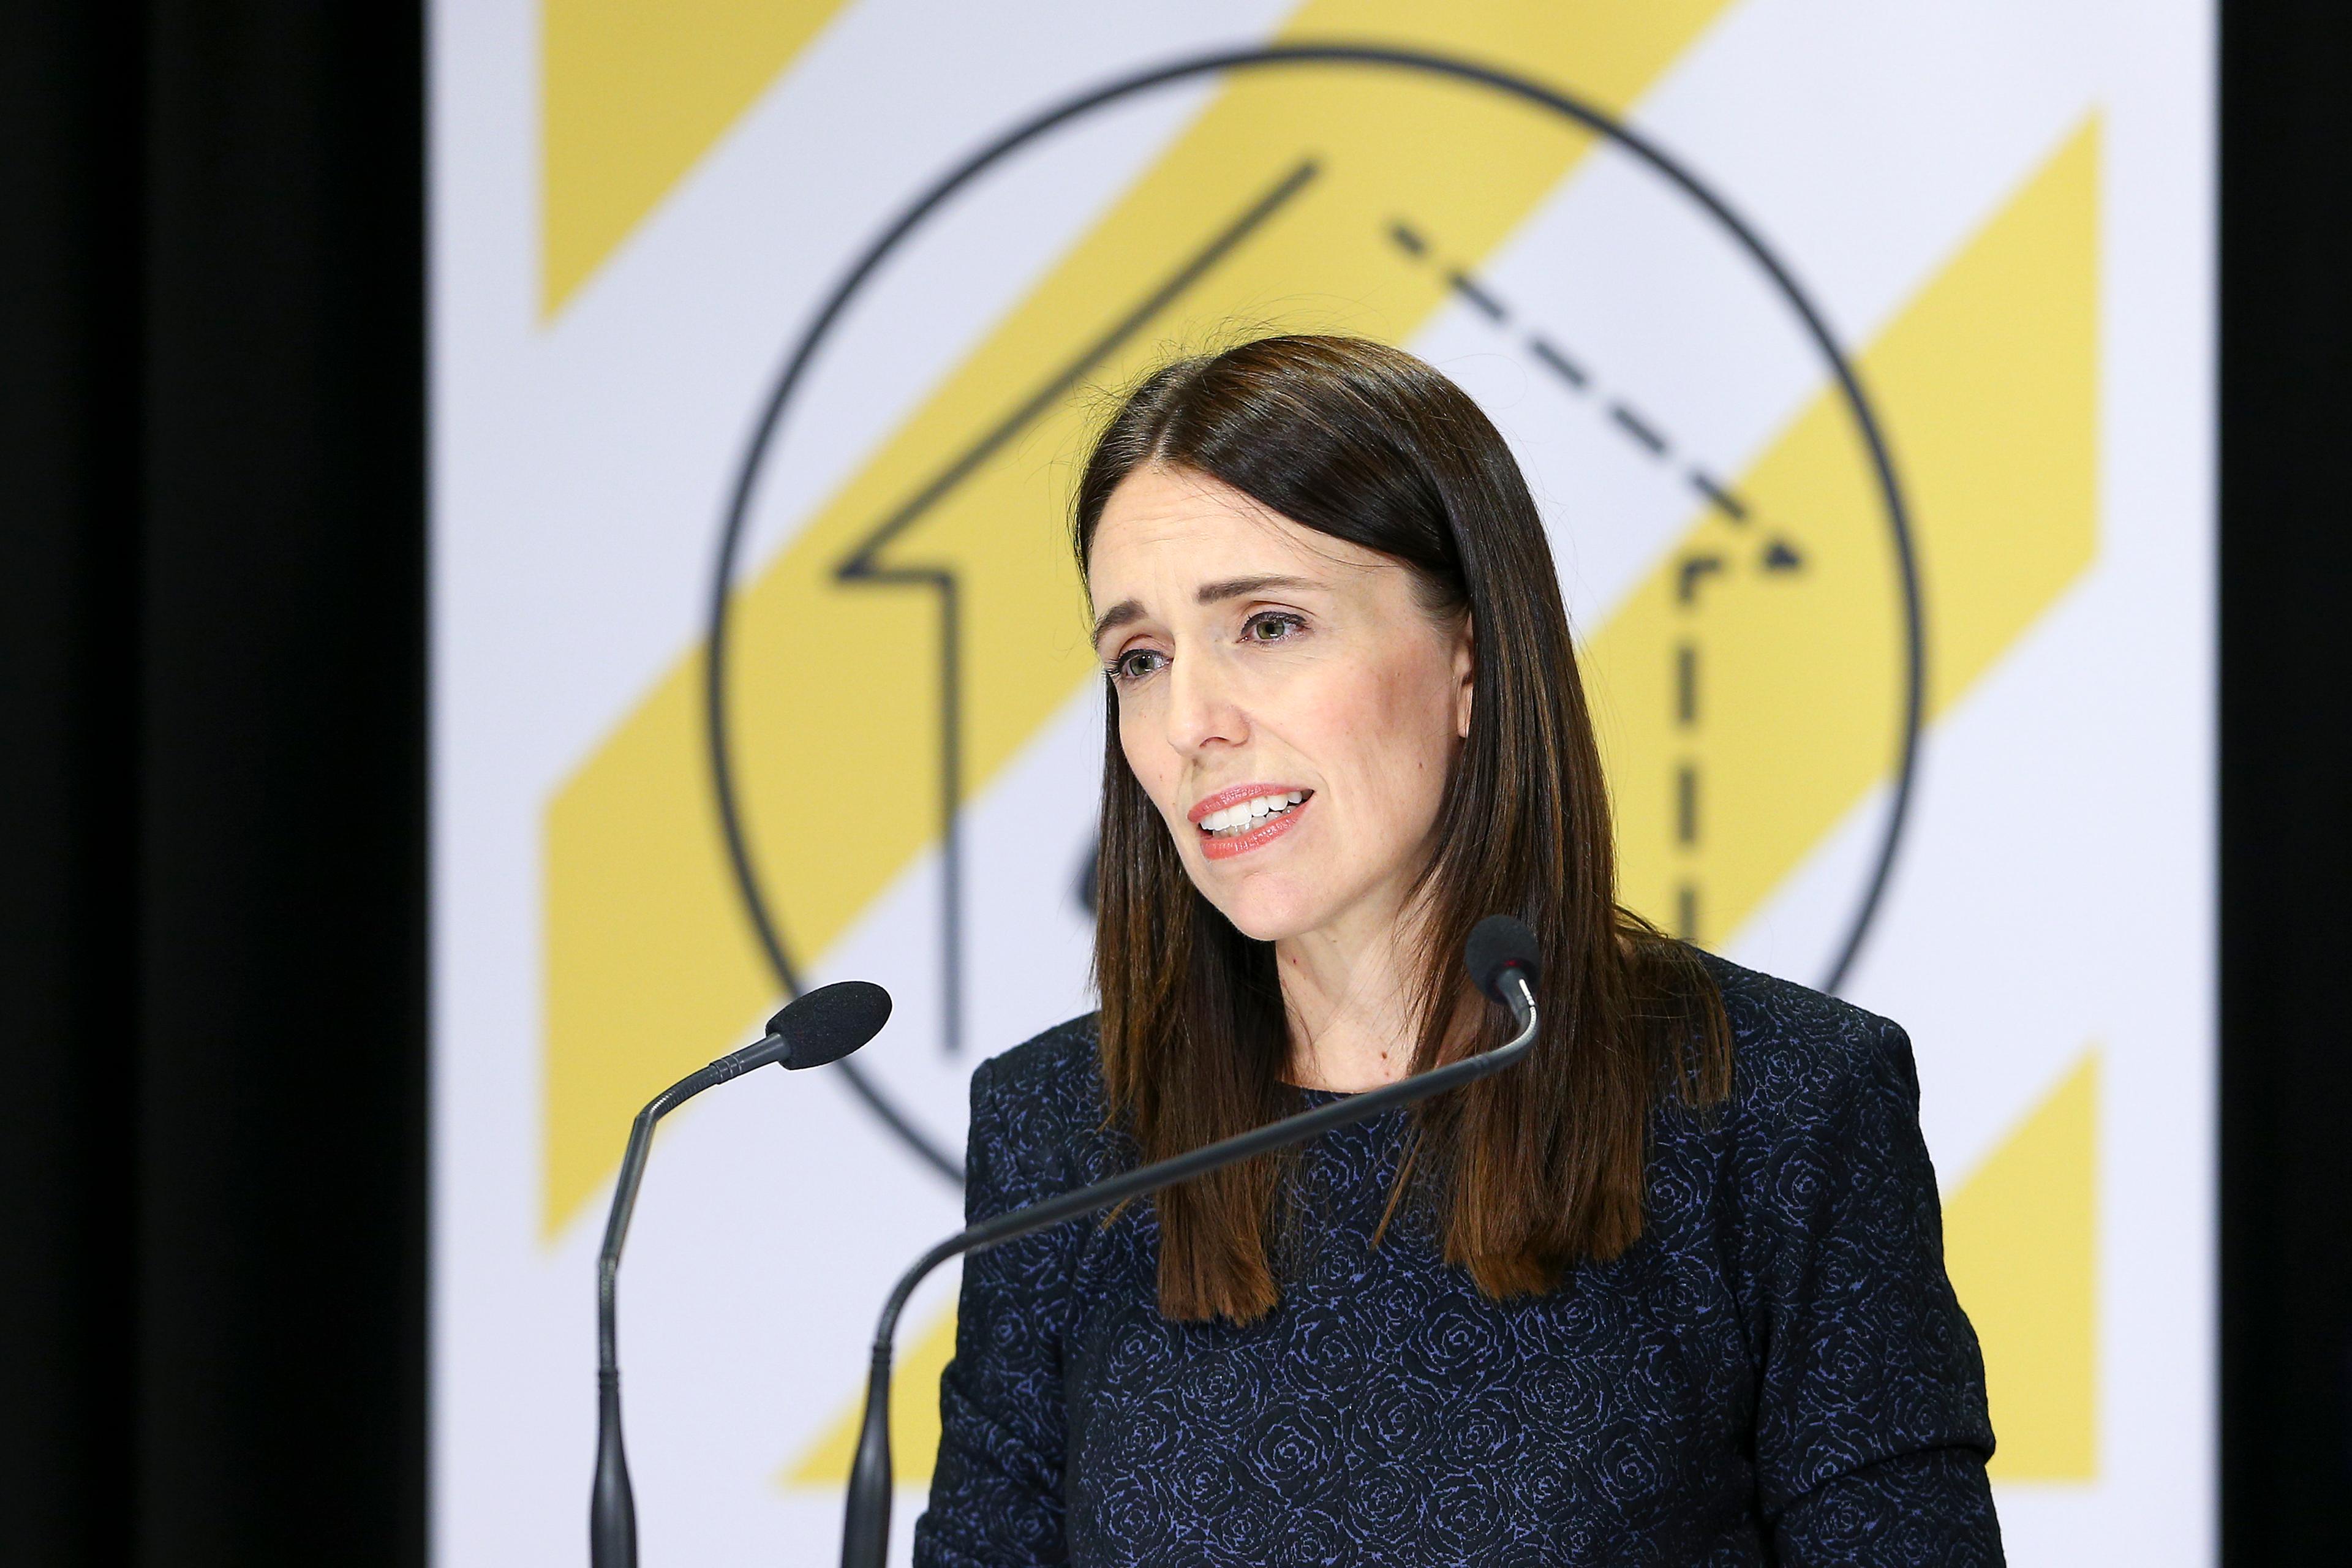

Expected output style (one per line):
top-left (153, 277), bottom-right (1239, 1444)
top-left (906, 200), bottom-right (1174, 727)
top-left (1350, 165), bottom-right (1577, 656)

top-left (838, 918), bottom-right (1542, 1567)
top-left (591, 981), bottom-right (892, 1568)
top-left (1463, 913), bottom-right (1539, 1031)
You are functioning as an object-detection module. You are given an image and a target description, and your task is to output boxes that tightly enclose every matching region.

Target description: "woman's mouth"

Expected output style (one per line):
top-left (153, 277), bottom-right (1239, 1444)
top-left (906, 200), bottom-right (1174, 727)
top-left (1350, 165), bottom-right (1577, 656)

top-left (1189, 788), bottom-right (1311, 861)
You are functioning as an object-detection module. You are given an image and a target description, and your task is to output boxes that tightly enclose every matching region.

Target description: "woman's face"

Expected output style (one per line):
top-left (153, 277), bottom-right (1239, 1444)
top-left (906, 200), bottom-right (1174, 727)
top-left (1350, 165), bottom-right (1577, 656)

top-left (1087, 464), bottom-right (1473, 945)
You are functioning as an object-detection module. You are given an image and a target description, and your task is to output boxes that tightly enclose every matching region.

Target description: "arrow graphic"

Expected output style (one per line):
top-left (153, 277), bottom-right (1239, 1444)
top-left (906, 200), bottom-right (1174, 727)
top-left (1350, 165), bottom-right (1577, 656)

top-left (541, 0), bottom-right (1737, 1235)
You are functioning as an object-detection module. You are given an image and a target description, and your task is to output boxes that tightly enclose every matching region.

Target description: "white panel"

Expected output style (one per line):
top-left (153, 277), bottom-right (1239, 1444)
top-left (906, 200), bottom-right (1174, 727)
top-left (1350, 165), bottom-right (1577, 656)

top-left (431, 1), bottom-right (2214, 1561)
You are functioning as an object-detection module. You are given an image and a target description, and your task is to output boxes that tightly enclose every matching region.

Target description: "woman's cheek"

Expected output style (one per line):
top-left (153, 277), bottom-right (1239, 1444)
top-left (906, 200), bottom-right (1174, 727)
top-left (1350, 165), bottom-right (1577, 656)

top-left (1118, 714), bottom-right (1180, 824)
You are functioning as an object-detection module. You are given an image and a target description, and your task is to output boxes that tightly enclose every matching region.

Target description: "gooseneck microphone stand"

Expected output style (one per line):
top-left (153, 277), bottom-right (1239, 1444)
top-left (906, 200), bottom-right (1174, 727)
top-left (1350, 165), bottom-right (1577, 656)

top-left (590, 981), bottom-right (893, 1568)
top-left (838, 917), bottom-right (1544, 1568)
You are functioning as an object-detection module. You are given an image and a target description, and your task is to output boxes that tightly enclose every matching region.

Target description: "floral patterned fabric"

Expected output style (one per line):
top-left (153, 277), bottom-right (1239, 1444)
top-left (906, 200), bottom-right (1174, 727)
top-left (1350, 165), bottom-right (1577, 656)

top-left (914, 954), bottom-right (2001, 1566)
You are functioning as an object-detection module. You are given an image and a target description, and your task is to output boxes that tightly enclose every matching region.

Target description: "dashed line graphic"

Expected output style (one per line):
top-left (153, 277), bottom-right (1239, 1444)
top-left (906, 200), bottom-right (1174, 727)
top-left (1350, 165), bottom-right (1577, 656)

top-left (1608, 401), bottom-right (1670, 456)
top-left (1689, 467), bottom-right (1746, 522)
top-left (1525, 333), bottom-right (1589, 390)
top-left (1381, 217), bottom-right (1818, 941)
top-left (1380, 216), bottom-right (1801, 565)
top-left (1446, 269), bottom-right (1510, 322)
top-left (1677, 554), bottom-right (1725, 603)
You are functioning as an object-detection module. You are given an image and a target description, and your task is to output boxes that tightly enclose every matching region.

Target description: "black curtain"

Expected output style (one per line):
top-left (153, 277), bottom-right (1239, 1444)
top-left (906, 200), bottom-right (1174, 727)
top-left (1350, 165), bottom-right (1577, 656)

top-left (2219, 3), bottom-right (2352, 1562)
top-left (1, 5), bottom-right (425, 1566)
top-left (2, 3), bottom-right (2349, 1566)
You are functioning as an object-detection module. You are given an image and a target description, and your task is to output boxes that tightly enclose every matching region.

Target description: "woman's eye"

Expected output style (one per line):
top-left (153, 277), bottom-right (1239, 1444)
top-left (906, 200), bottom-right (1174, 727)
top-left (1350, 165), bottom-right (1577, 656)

top-left (1243, 611), bottom-right (1305, 644)
top-left (1110, 648), bottom-right (1167, 683)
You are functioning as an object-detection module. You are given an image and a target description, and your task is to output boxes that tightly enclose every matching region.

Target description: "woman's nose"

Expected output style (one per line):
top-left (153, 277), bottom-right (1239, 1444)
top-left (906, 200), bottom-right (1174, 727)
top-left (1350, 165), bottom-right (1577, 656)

top-left (1164, 650), bottom-right (1248, 753)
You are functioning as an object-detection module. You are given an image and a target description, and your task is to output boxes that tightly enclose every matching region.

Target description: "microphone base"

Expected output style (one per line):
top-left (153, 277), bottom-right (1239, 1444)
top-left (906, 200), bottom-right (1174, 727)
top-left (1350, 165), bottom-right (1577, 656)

top-left (840, 1345), bottom-right (896, 1568)
top-left (590, 1366), bottom-right (638, 1568)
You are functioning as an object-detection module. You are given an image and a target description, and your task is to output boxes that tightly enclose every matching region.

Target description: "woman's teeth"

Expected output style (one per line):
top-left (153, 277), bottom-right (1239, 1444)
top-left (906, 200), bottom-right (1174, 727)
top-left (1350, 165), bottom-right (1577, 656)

top-left (1199, 791), bottom-right (1306, 836)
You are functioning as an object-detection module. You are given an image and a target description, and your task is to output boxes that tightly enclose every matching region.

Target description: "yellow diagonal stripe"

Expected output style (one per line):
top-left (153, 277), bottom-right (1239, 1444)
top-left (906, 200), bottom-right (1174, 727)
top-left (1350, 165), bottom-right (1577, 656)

top-left (785, 1052), bottom-right (2103, 1490)
top-left (1945, 1049), bottom-right (2100, 1480)
top-left (543, 0), bottom-right (1738, 1235)
top-left (542, 0), bottom-right (859, 318)
top-left (1593, 120), bottom-right (2100, 941)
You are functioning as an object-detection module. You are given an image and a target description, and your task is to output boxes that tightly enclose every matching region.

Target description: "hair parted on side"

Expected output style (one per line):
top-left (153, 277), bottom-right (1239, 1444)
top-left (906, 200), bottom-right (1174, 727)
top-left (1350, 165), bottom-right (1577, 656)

top-left (1076, 333), bottom-right (1732, 1324)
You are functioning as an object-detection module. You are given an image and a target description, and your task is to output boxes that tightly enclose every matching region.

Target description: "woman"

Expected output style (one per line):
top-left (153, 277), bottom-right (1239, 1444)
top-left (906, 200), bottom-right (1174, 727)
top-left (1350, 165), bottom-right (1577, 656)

top-left (915, 336), bottom-right (2000, 1565)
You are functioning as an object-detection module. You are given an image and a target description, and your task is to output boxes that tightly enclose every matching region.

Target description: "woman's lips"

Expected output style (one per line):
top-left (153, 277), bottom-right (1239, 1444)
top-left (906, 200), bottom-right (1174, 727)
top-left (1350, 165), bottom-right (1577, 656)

top-left (1186, 782), bottom-right (1313, 824)
top-left (1196, 791), bottom-right (1311, 861)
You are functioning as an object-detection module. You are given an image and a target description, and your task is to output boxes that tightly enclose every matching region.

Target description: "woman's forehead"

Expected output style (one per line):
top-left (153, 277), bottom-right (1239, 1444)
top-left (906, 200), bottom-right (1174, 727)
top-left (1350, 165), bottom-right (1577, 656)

top-left (1088, 466), bottom-right (1385, 594)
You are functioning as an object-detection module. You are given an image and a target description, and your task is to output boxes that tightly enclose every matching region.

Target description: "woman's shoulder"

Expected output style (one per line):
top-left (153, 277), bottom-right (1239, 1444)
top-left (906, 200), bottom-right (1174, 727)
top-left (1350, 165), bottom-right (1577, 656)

top-left (1685, 948), bottom-right (1922, 1138)
top-left (965, 1014), bottom-right (1117, 1200)
top-left (973, 1012), bottom-right (1104, 1117)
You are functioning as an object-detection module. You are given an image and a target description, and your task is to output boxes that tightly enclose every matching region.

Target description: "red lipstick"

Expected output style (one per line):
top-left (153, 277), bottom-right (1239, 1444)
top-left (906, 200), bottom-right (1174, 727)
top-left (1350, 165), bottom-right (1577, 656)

top-left (1188, 783), bottom-right (1313, 862)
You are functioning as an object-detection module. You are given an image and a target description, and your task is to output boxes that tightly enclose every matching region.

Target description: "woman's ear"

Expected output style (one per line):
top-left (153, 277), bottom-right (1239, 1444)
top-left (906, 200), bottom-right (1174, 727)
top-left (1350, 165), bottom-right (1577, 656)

top-left (1453, 613), bottom-right (1476, 739)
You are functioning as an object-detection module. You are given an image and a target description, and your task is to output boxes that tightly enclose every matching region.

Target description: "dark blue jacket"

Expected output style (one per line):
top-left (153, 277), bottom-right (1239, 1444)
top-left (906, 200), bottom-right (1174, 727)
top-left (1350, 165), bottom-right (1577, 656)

top-left (915, 954), bottom-right (2001, 1565)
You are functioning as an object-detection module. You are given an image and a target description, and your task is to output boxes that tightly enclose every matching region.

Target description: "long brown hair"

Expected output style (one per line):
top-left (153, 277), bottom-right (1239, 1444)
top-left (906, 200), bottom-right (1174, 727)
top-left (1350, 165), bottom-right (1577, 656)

top-left (1076, 334), bottom-right (1730, 1323)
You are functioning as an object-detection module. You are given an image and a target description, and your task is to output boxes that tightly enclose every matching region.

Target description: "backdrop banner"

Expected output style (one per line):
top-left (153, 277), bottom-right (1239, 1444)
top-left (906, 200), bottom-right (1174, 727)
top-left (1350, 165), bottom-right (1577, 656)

top-left (429, 2), bottom-right (2214, 1561)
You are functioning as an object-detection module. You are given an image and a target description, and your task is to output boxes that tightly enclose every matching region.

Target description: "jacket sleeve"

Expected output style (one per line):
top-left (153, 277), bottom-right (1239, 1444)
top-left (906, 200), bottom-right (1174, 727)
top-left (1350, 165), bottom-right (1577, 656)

top-left (1745, 1018), bottom-right (2005, 1565)
top-left (1772, 1448), bottom-right (2003, 1566)
top-left (911, 1057), bottom-right (1076, 1567)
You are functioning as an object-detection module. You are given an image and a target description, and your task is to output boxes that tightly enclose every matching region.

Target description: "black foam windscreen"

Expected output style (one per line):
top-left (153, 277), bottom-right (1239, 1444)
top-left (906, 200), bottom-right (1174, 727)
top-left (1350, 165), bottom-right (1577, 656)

top-left (766, 980), bottom-right (892, 1070)
top-left (1463, 915), bottom-right (1540, 1003)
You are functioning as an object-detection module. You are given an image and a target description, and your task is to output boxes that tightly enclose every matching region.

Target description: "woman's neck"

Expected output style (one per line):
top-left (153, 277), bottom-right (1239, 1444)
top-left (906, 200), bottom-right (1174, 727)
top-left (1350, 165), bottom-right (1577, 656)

top-left (1273, 896), bottom-right (1428, 1092)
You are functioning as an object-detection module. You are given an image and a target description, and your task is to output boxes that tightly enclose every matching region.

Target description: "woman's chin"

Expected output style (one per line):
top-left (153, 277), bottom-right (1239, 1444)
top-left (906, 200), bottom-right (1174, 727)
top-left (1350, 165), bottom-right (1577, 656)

top-left (1203, 883), bottom-right (1330, 945)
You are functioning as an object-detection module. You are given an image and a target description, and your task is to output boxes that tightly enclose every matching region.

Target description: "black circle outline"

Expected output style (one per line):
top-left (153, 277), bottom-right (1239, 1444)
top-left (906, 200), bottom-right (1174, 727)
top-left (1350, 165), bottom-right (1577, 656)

top-left (704, 42), bottom-right (1925, 1184)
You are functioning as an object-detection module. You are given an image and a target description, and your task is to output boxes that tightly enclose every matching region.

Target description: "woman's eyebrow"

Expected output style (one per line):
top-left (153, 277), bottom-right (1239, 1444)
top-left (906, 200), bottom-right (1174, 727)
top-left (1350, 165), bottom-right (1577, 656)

top-left (1091, 575), bottom-right (1326, 647)
top-left (1091, 598), bottom-right (1144, 647)
top-left (1195, 573), bottom-right (1324, 605)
